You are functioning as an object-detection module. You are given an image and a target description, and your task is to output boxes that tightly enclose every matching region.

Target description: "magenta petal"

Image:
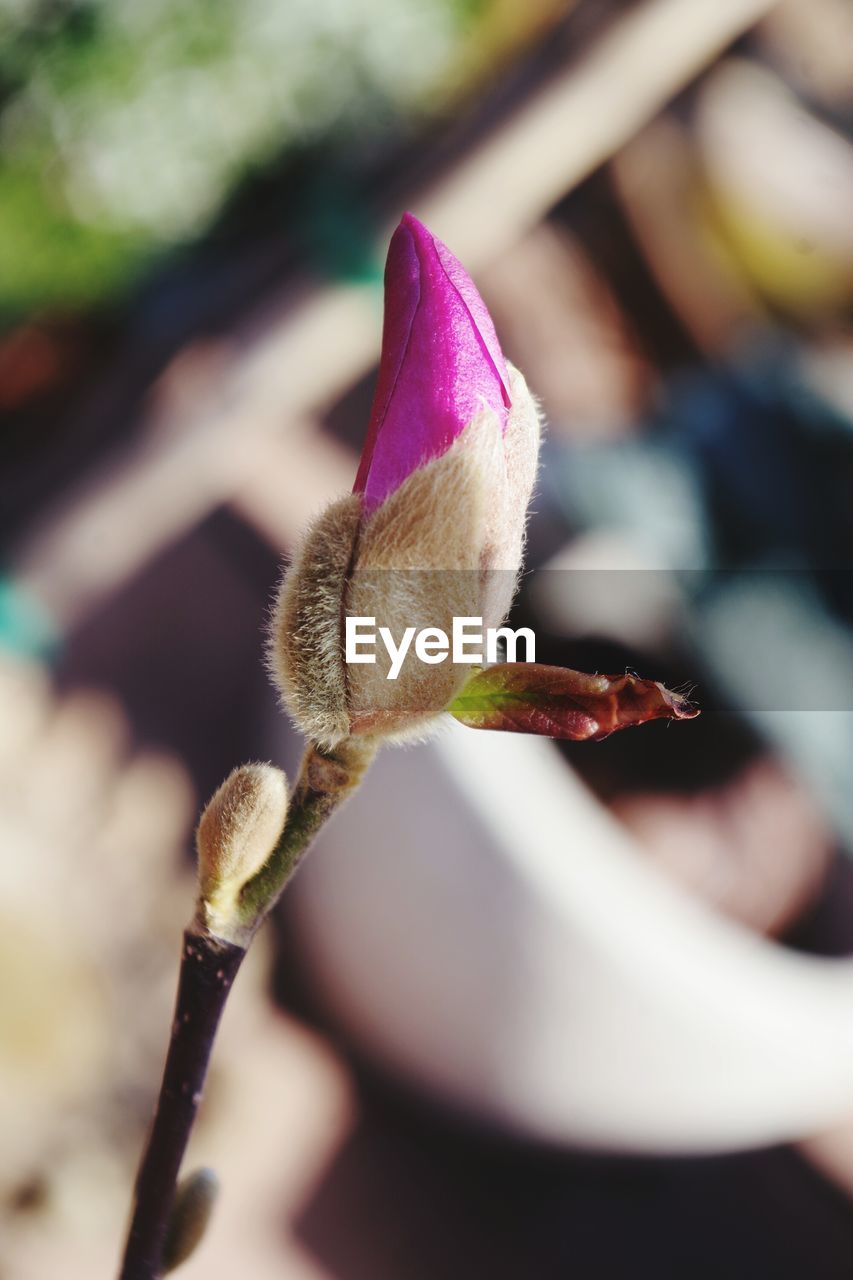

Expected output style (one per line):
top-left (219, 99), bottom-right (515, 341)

top-left (355, 212), bottom-right (510, 512)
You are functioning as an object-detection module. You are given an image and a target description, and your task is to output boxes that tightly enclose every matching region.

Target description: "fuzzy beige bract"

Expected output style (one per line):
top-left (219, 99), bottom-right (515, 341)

top-left (268, 362), bottom-right (542, 747)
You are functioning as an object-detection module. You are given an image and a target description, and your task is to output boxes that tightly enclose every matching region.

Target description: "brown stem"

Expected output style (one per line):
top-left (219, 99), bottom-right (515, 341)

top-left (236, 737), bottom-right (376, 930)
top-left (119, 737), bottom-right (376, 1276)
top-left (118, 930), bottom-right (245, 1280)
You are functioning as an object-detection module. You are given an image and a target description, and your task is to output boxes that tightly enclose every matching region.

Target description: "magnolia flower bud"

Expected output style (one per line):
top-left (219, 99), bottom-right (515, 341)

top-left (196, 763), bottom-right (288, 938)
top-left (269, 213), bottom-right (541, 746)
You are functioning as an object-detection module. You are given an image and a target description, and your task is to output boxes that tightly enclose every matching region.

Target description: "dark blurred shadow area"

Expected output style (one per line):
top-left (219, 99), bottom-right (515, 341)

top-left (5, 0), bottom-right (853, 1276)
top-left (295, 1106), bottom-right (853, 1280)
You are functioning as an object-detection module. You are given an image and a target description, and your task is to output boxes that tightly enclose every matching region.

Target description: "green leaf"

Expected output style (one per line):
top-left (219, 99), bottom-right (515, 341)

top-left (448, 664), bottom-right (698, 741)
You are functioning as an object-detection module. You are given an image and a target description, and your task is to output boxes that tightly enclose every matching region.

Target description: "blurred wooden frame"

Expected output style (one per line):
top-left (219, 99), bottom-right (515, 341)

top-left (13, 0), bottom-right (780, 630)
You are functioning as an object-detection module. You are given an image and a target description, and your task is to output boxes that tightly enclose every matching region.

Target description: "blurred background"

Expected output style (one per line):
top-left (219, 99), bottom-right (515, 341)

top-left (4, 0), bottom-right (853, 1275)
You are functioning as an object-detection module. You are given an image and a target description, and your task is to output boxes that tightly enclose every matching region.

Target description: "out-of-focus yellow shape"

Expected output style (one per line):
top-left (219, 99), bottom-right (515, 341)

top-left (696, 59), bottom-right (853, 319)
top-left (0, 653), bottom-right (194, 1253)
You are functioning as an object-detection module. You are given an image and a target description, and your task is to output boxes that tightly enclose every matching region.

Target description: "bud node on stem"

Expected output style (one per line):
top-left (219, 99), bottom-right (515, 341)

top-left (305, 752), bottom-right (353, 792)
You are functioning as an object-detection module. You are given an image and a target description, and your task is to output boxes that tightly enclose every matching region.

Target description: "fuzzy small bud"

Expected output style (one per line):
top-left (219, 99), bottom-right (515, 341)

top-left (196, 763), bottom-right (288, 940)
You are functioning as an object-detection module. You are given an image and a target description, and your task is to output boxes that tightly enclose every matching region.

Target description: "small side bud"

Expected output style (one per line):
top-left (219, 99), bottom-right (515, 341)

top-left (196, 763), bottom-right (288, 942)
top-left (163, 1168), bottom-right (219, 1273)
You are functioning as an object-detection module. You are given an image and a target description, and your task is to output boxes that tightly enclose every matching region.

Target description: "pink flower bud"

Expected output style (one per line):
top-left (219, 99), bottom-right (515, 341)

top-left (270, 216), bottom-right (696, 751)
top-left (270, 215), bottom-right (541, 746)
top-left (354, 211), bottom-right (512, 512)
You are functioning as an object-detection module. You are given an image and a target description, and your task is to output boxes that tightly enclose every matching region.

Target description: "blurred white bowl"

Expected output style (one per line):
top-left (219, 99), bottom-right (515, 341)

top-left (288, 722), bottom-right (853, 1154)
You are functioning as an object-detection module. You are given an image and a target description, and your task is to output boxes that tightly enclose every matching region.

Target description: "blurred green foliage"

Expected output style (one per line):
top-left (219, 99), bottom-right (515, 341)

top-left (0, 0), bottom-right (487, 318)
